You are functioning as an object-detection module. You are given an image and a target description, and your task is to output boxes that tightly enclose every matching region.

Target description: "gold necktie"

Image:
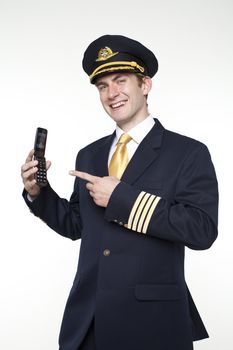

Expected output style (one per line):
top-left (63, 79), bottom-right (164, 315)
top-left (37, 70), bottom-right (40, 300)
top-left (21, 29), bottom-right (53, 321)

top-left (109, 133), bottom-right (132, 179)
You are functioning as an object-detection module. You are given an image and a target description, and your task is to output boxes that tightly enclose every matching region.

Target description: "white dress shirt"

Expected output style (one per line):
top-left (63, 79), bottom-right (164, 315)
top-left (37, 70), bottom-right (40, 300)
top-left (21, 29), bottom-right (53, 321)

top-left (108, 115), bottom-right (155, 165)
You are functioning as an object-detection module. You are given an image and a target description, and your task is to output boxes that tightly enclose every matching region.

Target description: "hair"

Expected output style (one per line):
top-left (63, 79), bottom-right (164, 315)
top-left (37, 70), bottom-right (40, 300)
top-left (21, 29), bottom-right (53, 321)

top-left (135, 73), bottom-right (148, 100)
top-left (135, 73), bottom-right (144, 86)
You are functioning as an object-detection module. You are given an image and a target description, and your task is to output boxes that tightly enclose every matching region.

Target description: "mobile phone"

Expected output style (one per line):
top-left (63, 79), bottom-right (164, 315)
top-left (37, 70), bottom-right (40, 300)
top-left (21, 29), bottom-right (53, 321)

top-left (34, 127), bottom-right (48, 187)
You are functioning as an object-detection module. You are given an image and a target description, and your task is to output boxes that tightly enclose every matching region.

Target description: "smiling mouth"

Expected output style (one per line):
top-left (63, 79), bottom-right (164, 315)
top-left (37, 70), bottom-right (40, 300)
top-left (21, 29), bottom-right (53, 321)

top-left (110, 101), bottom-right (127, 109)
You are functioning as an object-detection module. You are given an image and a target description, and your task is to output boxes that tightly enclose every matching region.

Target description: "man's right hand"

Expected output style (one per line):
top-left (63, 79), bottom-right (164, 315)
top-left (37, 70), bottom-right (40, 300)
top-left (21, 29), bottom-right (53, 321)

top-left (21, 149), bottom-right (51, 198)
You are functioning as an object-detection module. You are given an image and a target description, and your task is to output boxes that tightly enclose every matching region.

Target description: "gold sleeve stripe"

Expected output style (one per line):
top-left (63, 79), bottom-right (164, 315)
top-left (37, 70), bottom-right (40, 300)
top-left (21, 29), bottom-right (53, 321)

top-left (131, 193), bottom-right (151, 231)
top-left (137, 195), bottom-right (156, 233)
top-left (127, 191), bottom-right (147, 229)
top-left (142, 196), bottom-right (161, 234)
top-left (127, 191), bottom-right (162, 234)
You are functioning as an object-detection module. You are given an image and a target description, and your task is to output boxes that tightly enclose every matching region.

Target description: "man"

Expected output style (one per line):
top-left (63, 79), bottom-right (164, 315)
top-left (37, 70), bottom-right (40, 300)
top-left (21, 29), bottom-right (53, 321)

top-left (21, 35), bottom-right (218, 350)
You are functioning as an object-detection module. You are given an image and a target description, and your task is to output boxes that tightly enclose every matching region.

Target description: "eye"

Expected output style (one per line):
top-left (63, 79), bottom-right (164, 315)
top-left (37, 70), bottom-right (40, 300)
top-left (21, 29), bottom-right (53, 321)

top-left (117, 78), bottom-right (126, 84)
top-left (97, 84), bottom-right (107, 91)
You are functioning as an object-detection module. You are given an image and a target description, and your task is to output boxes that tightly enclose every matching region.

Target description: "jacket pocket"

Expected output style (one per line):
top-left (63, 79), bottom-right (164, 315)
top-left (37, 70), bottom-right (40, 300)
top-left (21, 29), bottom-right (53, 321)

top-left (135, 284), bottom-right (181, 301)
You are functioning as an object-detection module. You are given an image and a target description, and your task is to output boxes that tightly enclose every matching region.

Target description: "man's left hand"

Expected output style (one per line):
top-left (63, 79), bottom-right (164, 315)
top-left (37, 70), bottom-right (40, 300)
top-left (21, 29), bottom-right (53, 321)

top-left (69, 170), bottom-right (120, 207)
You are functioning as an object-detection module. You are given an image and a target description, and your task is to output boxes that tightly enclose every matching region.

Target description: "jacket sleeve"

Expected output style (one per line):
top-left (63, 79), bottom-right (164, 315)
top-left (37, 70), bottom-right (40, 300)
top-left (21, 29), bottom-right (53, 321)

top-left (105, 144), bottom-right (218, 250)
top-left (22, 165), bottom-right (83, 242)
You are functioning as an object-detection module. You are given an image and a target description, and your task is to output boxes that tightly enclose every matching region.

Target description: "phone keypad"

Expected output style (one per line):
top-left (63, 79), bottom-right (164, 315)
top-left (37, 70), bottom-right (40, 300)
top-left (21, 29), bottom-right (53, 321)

top-left (35, 157), bottom-right (48, 186)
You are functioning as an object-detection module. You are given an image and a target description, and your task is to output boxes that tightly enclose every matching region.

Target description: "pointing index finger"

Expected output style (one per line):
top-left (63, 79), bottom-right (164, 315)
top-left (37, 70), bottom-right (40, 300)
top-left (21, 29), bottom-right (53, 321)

top-left (69, 170), bottom-right (99, 183)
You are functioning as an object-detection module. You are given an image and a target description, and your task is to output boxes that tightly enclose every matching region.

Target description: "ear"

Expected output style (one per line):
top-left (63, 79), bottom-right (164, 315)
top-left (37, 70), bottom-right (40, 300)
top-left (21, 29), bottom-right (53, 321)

top-left (142, 76), bottom-right (152, 96)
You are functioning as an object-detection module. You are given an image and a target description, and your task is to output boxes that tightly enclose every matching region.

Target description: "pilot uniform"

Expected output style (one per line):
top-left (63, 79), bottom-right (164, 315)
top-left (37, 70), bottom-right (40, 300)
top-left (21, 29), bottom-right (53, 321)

top-left (24, 35), bottom-right (218, 350)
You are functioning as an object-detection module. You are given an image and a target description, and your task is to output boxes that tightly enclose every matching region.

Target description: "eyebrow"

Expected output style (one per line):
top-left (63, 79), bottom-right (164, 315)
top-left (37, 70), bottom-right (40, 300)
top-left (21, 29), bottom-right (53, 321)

top-left (111, 74), bottom-right (126, 81)
top-left (95, 81), bottom-right (107, 88)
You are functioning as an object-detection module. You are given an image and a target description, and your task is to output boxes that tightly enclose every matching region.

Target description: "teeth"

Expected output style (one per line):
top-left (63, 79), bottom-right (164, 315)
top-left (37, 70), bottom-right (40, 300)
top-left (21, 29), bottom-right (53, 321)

top-left (111, 101), bottom-right (125, 108)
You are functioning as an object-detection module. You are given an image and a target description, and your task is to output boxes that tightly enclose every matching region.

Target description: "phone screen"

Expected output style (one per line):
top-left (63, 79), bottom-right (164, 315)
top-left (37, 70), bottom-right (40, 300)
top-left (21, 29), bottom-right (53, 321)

top-left (34, 128), bottom-right (47, 157)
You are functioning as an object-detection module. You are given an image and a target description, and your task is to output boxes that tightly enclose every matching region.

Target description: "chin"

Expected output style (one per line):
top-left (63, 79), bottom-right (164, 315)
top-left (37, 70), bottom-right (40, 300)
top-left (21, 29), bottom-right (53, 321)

top-left (111, 116), bottom-right (128, 124)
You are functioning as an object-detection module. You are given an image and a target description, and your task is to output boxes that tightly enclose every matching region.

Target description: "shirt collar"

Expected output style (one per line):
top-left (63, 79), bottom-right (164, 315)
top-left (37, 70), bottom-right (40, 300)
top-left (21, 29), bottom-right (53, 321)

top-left (115, 115), bottom-right (155, 144)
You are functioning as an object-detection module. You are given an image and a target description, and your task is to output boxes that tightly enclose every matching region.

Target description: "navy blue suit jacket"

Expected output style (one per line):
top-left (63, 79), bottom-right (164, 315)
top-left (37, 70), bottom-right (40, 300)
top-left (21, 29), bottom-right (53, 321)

top-left (24, 119), bottom-right (218, 350)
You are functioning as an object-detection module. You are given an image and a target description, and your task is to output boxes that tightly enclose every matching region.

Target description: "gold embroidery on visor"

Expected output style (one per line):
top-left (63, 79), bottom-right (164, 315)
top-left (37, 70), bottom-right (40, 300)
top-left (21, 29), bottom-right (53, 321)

top-left (90, 61), bottom-right (145, 81)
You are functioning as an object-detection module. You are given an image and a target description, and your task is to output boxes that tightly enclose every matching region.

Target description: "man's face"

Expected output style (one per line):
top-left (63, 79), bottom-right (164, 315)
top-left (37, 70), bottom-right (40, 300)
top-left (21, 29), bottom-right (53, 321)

top-left (95, 73), bottom-right (151, 130)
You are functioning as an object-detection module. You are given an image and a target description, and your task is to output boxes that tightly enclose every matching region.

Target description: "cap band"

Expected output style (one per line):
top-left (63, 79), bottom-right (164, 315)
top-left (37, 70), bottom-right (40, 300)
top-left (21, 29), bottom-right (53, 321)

top-left (90, 61), bottom-right (145, 81)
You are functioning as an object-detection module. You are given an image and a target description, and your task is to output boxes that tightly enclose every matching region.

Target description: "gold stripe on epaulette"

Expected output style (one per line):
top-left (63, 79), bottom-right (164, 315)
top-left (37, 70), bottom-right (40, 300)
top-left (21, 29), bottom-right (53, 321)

top-left (90, 61), bottom-right (145, 81)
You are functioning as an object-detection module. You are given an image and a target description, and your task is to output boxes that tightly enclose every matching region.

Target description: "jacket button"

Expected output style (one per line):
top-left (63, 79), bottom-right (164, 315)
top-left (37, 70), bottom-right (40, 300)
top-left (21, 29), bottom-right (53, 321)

top-left (103, 249), bottom-right (111, 257)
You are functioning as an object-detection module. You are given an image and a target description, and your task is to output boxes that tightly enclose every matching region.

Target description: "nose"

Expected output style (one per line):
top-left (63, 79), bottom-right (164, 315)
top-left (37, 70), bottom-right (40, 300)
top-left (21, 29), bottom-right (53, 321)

top-left (108, 83), bottom-right (119, 99)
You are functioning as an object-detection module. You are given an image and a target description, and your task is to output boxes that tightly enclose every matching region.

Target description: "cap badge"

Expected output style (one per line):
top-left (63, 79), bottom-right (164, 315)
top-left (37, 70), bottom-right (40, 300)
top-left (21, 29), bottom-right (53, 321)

top-left (95, 47), bottom-right (119, 61)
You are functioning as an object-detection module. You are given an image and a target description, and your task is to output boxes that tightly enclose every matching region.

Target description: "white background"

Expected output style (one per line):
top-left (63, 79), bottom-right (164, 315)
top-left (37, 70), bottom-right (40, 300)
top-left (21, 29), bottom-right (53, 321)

top-left (0, 0), bottom-right (232, 349)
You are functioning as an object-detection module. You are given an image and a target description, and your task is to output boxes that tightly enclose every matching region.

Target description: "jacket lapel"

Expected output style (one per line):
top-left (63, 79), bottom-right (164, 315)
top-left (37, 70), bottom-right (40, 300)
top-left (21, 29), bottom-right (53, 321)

top-left (90, 119), bottom-right (164, 182)
top-left (91, 132), bottom-right (116, 177)
top-left (121, 119), bottom-right (164, 184)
